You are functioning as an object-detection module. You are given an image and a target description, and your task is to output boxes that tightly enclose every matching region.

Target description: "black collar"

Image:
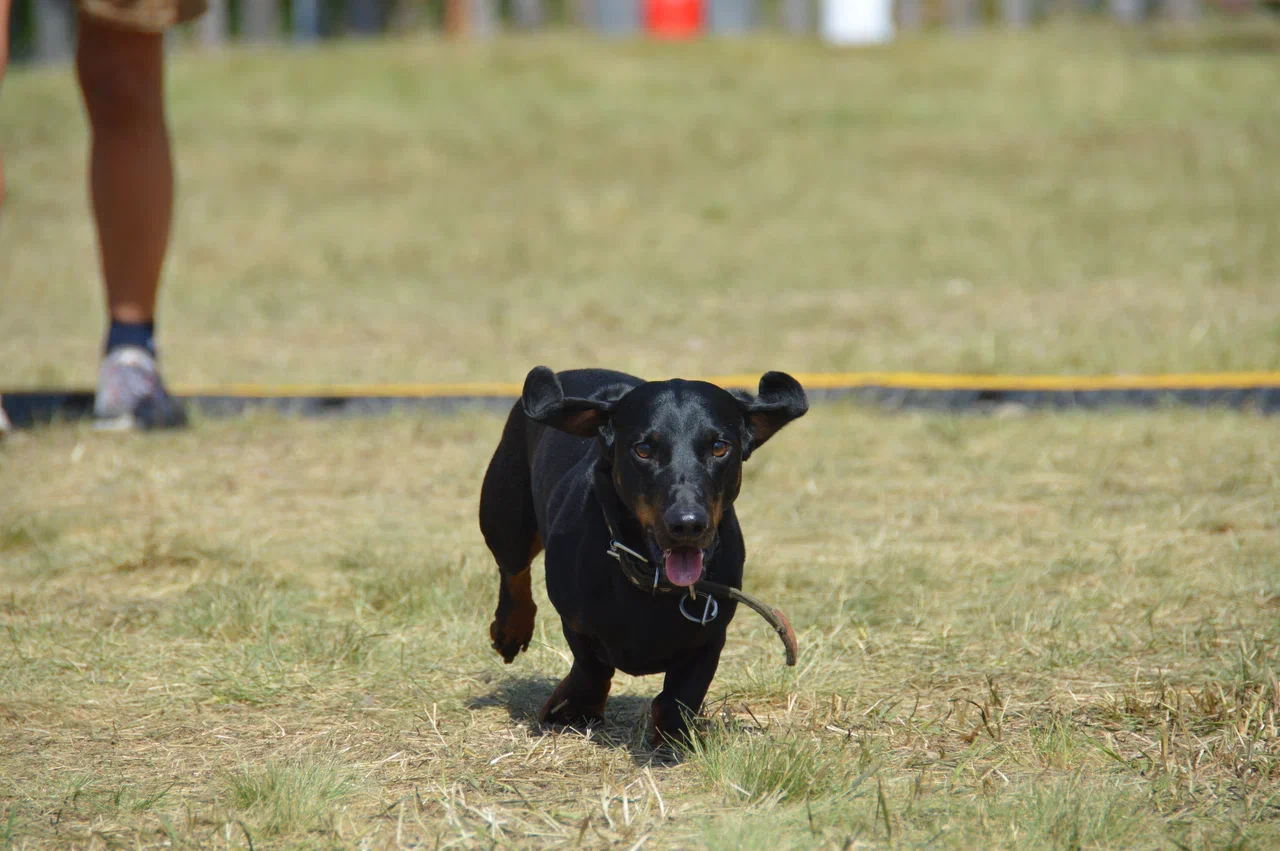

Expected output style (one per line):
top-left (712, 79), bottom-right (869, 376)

top-left (588, 462), bottom-right (799, 665)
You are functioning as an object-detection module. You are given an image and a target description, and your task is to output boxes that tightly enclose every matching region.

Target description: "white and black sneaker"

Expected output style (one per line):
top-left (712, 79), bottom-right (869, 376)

top-left (93, 346), bottom-right (188, 431)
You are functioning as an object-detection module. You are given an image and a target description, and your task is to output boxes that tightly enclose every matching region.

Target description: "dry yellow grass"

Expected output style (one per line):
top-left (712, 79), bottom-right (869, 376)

top-left (1, 405), bottom-right (1277, 848)
top-left (2, 19), bottom-right (1280, 850)
top-left (2, 24), bottom-right (1279, 390)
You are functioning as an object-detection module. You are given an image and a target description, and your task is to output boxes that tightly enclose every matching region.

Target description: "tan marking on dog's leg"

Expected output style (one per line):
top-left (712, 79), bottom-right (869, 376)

top-left (490, 532), bottom-right (541, 662)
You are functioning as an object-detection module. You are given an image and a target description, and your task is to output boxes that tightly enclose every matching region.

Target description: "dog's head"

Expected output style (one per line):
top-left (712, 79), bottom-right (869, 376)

top-left (522, 367), bottom-right (808, 587)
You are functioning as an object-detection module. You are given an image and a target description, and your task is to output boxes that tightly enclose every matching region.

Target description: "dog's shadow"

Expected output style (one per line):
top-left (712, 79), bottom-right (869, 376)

top-left (468, 675), bottom-right (678, 764)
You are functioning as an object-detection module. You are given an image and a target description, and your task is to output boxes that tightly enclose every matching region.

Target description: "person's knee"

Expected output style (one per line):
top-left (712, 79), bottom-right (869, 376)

top-left (76, 23), bottom-right (165, 131)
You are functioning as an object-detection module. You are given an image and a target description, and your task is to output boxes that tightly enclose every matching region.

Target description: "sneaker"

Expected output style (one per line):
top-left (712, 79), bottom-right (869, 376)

top-left (93, 346), bottom-right (189, 431)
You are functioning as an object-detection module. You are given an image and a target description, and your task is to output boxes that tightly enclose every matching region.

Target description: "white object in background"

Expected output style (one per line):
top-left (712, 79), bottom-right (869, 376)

top-left (821, 0), bottom-right (895, 45)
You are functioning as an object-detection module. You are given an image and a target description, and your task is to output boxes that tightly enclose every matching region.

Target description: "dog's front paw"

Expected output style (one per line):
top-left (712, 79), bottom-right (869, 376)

top-left (650, 697), bottom-right (701, 751)
top-left (489, 608), bottom-right (535, 663)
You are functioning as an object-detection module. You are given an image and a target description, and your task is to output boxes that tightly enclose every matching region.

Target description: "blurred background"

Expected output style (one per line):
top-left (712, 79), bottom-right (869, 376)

top-left (2, 0), bottom-right (1278, 390)
top-left (8, 0), bottom-right (1279, 58)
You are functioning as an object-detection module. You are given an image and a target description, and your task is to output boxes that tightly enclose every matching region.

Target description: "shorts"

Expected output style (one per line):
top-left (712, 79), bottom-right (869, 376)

top-left (79, 0), bottom-right (209, 33)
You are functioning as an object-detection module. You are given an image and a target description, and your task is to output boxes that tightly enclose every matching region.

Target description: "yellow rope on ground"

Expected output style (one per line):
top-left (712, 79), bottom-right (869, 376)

top-left (169, 372), bottom-right (1280, 398)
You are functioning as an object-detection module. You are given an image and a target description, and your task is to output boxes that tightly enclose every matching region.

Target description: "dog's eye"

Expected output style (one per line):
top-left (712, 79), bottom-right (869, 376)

top-left (711, 440), bottom-right (730, 458)
top-left (634, 442), bottom-right (653, 460)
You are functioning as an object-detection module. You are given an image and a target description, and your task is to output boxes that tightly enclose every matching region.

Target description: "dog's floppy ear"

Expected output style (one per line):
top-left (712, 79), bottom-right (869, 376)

top-left (731, 371), bottom-right (809, 460)
top-left (522, 366), bottom-right (617, 439)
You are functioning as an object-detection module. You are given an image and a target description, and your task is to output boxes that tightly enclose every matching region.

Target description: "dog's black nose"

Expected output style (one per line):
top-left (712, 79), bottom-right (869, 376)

top-left (664, 506), bottom-right (709, 541)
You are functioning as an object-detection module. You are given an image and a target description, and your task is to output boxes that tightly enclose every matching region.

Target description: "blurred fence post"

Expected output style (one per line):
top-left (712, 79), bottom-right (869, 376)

top-left (708, 0), bottom-right (756, 33)
top-left (946, 0), bottom-right (979, 30)
top-left (444, 0), bottom-right (466, 34)
top-left (472, 0), bottom-right (496, 35)
top-left (348, 0), bottom-right (383, 34)
top-left (292, 0), bottom-right (322, 41)
top-left (1000, 0), bottom-right (1032, 26)
top-left (34, 0), bottom-right (74, 62)
top-left (445, 0), bottom-right (495, 36)
top-left (388, 0), bottom-right (424, 33)
top-left (897, 0), bottom-right (923, 29)
top-left (242, 0), bottom-right (280, 41)
top-left (199, 0), bottom-right (228, 46)
top-left (1109, 0), bottom-right (1143, 21)
top-left (1107, 0), bottom-right (1143, 22)
top-left (1164, 0), bottom-right (1199, 20)
top-left (593, 0), bottom-right (640, 35)
top-left (513, 0), bottom-right (544, 27)
top-left (781, 0), bottom-right (810, 33)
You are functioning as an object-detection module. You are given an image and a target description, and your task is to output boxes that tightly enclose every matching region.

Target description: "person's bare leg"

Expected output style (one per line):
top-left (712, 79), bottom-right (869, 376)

top-left (0, 0), bottom-right (11, 216)
top-left (78, 15), bottom-right (186, 430)
top-left (0, 0), bottom-right (10, 433)
top-left (76, 14), bottom-right (171, 327)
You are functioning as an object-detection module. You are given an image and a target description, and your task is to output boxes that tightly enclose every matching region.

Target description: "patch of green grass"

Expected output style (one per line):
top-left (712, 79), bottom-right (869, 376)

top-left (178, 571), bottom-right (292, 641)
top-left (107, 782), bottom-right (175, 815)
top-left (0, 518), bottom-right (60, 554)
top-left (222, 755), bottom-right (362, 837)
top-left (62, 773), bottom-right (94, 808)
top-left (0, 808), bottom-right (18, 847)
top-left (1001, 777), bottom-right (1159, 849)
top-left (343, 554), bottom-right (464, 621)
top-left (1028, 712), bottom-right (1105, 771)
top-left (27, 774), bottom-right (176, 826)
top-left (684, 722), bottom-right (874, 806)
top-left (296, 619), bottom-right (386, 668)
top-left (198, 659), bottom-right (289, 707)
top-left (700, 810), bottom-right (848, 851)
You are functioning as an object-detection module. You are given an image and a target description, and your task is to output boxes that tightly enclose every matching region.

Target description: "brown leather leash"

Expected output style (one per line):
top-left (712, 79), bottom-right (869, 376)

top-left (693, 579), bottom-right (799, 668)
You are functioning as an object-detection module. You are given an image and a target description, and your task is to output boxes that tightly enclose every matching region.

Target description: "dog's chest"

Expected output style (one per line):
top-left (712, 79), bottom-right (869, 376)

top-left (544, 550), bottom-right (733, 675)
top-left (585, 605), bottom-right (726, 676)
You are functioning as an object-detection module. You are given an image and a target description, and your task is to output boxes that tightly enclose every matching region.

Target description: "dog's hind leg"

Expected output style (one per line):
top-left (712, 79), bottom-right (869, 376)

top-left (479, 403), bottom-right (543, 663)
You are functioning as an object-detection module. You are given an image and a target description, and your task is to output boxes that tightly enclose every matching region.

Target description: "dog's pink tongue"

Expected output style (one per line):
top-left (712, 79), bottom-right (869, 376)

top-left (664, 548), bottom-right (704, 587)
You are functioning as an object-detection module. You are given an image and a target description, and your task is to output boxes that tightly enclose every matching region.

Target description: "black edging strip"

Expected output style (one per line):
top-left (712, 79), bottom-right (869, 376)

top-left (3, 384), bottom-right (1278, 430)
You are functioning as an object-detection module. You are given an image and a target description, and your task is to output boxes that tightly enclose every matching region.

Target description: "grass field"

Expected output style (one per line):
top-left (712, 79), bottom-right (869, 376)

top-left (2, 22), bottom-right (1279, 386)
top-left (3, 20), bottom-right (1280, 851)
top-left (2, 409), bottom-right (1279, 848)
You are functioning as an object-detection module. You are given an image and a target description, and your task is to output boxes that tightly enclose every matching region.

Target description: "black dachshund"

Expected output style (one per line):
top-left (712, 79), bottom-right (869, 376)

top-left (479, 367), bottom-right (808, 746)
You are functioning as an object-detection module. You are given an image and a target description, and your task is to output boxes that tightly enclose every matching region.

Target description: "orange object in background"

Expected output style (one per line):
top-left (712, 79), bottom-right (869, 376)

top-left (444, 0), bottom-right (468, 36)
top-left (645, 0), bottom-right (704, 38)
